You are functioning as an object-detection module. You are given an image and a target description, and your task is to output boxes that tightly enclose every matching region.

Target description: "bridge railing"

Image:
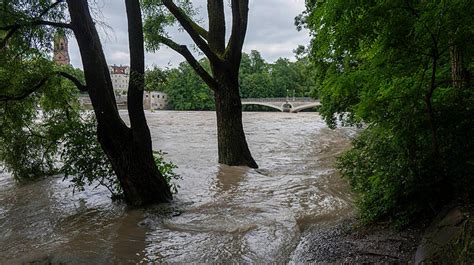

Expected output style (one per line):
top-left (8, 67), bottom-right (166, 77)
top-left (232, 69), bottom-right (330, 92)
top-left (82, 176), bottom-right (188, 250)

top-left (241, 97), bottom-right (316, 102)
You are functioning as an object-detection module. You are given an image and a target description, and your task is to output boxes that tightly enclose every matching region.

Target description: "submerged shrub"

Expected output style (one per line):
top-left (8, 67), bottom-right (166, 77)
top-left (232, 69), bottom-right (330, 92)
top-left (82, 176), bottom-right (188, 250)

top-left (153, 150), bottom-right (181, 194)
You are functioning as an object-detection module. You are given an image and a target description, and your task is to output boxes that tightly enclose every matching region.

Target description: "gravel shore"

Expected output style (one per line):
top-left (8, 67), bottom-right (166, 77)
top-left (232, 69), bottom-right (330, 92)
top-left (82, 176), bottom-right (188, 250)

top-left (290, 218), bottom-right (425, 264)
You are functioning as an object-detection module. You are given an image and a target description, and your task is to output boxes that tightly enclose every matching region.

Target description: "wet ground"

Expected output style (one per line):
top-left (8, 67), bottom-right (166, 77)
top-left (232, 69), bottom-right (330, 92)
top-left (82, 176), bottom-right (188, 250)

top-left (291, 218), bottom-right (423, 263)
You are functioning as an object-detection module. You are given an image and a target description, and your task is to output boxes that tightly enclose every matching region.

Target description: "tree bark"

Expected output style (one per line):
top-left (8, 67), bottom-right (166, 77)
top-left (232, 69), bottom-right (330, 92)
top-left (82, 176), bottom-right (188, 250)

top-left (66, 0), bottom-right (171, 206)
top-left (213, 68), bottom-right (258, 168)
top-left (450, 42), bottom-right (469, 89)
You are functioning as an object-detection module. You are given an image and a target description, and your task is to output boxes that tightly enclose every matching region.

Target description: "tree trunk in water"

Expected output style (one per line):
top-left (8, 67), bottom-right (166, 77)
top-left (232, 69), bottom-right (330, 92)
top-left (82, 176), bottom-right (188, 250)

top-left (67, 0), bottom-right (172, 206)
top-left (214, 76), bottom-right (258, 168)
top-left (98, 126), bottom-right (172, 206)
top-left (159, 0), bottom-right (256, 168)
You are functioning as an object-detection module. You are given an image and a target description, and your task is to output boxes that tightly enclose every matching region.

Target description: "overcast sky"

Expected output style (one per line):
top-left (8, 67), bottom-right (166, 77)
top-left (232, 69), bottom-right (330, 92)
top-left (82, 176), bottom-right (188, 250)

top-left (68, 0), bottom-right (310, 69)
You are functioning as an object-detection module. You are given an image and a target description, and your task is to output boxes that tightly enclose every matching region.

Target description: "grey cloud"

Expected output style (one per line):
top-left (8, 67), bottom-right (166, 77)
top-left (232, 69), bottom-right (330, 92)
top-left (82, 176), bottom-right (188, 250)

top-left (68, 0), bottom-right (310, 68)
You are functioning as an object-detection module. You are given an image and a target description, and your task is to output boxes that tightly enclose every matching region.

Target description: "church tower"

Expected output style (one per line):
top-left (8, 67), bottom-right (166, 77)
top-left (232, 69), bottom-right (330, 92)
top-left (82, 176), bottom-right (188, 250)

top-left (53, 32), bottom-right (70, 65)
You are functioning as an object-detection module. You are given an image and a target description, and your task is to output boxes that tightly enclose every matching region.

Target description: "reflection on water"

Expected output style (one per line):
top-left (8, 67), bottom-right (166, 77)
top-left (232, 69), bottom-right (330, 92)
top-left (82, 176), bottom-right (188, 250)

top-left (0, 111), bottom-right (355, 263)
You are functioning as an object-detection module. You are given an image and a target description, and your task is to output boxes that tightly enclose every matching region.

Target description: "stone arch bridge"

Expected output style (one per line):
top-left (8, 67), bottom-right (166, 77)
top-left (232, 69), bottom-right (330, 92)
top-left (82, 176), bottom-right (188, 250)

top-left (241, 97), bottom-right (321, 113)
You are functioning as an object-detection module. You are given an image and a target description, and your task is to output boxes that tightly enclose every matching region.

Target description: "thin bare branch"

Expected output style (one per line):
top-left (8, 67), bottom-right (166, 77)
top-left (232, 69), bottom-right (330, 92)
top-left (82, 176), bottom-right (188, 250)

top-left (159, 35), bottom-right (219, 91)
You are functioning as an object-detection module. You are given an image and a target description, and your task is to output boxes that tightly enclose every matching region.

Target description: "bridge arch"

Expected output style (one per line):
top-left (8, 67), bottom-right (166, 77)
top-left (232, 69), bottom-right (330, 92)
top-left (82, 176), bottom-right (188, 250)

top-left (241, 98), bottom-right (321, 113)
top-left (242, 102), bottom-right (283, 112)
top-left (290, 102), bottom-right (322, 113)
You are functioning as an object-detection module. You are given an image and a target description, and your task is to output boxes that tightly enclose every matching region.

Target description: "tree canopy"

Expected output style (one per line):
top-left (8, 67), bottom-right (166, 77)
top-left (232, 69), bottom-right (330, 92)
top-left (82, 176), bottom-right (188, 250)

top-left (1, 0), bottom-right (174, 205)
top-left (301, 0), bottom-right (474, 226)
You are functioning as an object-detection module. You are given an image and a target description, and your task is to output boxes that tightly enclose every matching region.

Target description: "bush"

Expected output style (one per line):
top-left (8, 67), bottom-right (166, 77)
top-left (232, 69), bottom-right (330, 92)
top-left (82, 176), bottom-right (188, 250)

top-left (338, 95), bottom-right (474, 227)
top-left (153, 150), bottom-right (181, 194)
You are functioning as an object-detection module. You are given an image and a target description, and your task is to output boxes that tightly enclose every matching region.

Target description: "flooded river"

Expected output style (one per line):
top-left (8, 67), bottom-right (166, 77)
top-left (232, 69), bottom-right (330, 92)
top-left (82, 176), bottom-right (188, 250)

top-left (0, 111), bottom-right (355, 264)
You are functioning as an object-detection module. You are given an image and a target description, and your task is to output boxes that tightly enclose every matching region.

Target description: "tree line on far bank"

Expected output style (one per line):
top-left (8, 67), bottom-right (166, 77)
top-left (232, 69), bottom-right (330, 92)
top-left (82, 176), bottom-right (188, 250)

top-left (145, 49), bottom-right (316, 111)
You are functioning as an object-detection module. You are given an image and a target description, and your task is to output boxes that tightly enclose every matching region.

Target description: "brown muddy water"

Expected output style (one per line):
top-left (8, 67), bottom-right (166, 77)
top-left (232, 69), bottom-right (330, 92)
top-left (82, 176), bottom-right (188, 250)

top-left (0, 111), bottom-right (356, 264)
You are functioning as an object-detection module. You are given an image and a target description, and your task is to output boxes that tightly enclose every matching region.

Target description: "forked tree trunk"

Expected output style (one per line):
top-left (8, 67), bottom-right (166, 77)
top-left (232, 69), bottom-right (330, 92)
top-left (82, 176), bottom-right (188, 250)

top-left (159, 0), bottom-right (258, 168)
top-left (99, 130), bottom-right (172, 205)
top-left (67, 0), bottom-right (171, 206)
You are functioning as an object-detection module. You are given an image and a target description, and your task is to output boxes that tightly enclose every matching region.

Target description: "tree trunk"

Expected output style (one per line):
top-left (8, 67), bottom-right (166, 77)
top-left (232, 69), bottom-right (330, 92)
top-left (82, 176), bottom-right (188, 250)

top-left (98, 128), bottom-right (172, 206)
top-left (450, 42), bottom-right (469, 89)
top-left (158, 0), bottom-right (256, 168)
top-left (426, 54), bottom-right (440, 159)
top-left (213, 71), bottom-right (257, 168)
top-left (67, 0), bottom-right (172, 206)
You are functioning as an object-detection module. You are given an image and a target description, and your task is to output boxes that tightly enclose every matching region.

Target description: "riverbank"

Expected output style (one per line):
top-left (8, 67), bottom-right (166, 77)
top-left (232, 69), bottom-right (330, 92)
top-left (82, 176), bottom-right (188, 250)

top-left (291, 218), bottom-right (425, 263)
top-left (292, 205), bottom-right (474, 263)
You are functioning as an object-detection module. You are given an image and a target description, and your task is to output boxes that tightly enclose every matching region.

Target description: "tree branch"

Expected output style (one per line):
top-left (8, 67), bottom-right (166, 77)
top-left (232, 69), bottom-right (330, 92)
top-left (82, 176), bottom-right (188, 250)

top-left (1, 20), bottom-right (72, 49)
top-left (190, 20), bottom-right (209, 41)
top-left (225, 0), bottom-right (249, 62)
top-left (125, 0), bottom-right (148, 130)
top-left (403, 0), bottom-right (438, 48)
top-left (207, 0), bottom-right (226, 55)
top-left (1, 0), bottom-right (70, 49)
top-left (159, 36), bottom-right (219, 91)
top-left (57, 71), bottom-right (87, 92)
top-left (161, 0), bottom-right (221, 64)
top-left (0, 71), bottom-right (87, 102)
top-left (0, 25), bottom-right (20, 49)
top-left (37, 0), bottom-right (65, 18)
top-left (31, 20), bottom-right (72, 29)
top-left (0, 77), bottom-right (49, 102)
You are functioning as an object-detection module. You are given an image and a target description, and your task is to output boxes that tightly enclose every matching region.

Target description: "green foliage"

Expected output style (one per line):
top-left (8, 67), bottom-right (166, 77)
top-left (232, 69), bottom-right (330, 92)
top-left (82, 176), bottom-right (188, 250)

top-left (1, 79), bottom-right (180, 196)
top-left (144, 50), bottom-right (317, 111)
top-left (153, 150), bottom-right (181, 194)
top-left (60, 113), bottom-right (120, 196)
top-left (146, 61), bottom-right (215, 110)
top-left (239, 51), bottom-right (274, 98)
top-left (1, 1), bottom-right (75, 180)
top-left (142, 0), bottom-right (197, 51)
top-left (303, 0), bottom-right (474, 226)
top-left (0, 61), bottom-right (117, 195)
top-left (338, 127), bottom-right (430, 227)
top-left (0, 63), bottom-right (82, 180)
top-left (61, 115), bottom-right (181, 197)
top-left (145, 66), bottom-right (168, 92)
top-left (240, 50), bottom-right (315, 99)
top-left (1, 0), bottom-right (180, 201)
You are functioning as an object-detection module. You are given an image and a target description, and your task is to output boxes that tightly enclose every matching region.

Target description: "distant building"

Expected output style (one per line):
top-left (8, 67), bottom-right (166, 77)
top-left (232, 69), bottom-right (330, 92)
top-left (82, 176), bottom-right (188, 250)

top-left (53, 32), bottom-right (70, 65)
top-left (144, 91), bottom-right (168, 110)
top-left (75, 63), bottom-right (168, 110)
top-left (109, 65), bottom-right (130, 95)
